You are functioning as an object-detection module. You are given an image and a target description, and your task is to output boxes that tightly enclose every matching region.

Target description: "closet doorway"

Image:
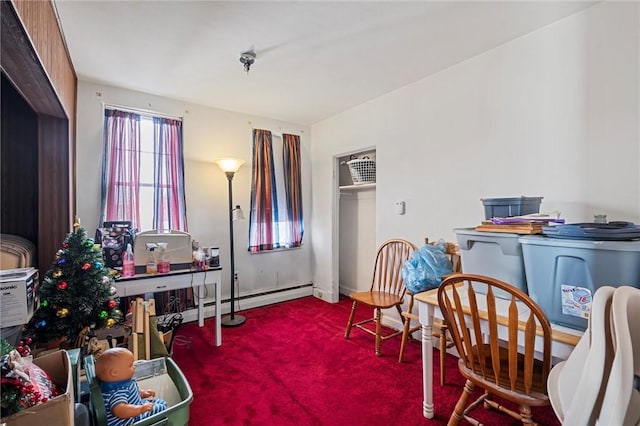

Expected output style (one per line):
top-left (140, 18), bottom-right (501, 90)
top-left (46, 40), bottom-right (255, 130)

top-left (336, 149), bottom-right (376, 298)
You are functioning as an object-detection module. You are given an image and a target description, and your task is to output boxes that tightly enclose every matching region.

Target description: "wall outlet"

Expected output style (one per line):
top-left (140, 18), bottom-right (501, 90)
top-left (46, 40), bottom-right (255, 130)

top-left (234, 271), bottom-right (238, 280)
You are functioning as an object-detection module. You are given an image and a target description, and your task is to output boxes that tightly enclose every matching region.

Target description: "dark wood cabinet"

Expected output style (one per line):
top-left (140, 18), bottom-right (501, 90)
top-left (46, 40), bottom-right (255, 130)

top-left (1, 0), bottom-right (77, 275)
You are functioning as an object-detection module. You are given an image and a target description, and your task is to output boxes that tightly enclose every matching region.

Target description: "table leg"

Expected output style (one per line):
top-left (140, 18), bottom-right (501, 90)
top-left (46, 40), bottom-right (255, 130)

top-left (198, 282), bottom-right (205, 327)
top-left (421, 304), bottom-right (435, 419)
top-left (215, 278), bottom-right (222, 346)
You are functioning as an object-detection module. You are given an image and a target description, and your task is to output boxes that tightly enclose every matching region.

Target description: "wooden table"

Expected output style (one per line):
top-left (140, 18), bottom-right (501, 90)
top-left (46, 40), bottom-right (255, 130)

top-left (115, 267), bottom-right (222, 346)
top-left (415, 287), bottom-right (583, 419)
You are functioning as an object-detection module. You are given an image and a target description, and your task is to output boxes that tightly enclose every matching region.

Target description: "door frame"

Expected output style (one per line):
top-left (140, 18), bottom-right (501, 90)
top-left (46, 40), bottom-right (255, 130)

top-left (331, 146), bottom-right (376, 302)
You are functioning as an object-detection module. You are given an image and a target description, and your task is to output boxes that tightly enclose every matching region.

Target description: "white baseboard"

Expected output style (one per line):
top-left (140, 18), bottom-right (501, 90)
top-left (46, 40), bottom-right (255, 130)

top-left (176, 284), bottom-right (314, 324)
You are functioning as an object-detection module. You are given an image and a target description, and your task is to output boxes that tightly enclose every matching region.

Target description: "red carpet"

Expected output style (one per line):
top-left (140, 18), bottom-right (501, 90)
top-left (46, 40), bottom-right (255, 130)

top-left (171, 296), bottom-right (560, 425)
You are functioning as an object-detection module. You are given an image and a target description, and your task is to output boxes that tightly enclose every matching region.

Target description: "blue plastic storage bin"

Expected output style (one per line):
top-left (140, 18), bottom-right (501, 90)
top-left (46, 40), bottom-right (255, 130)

top-left (519, 235), bottom-right (640, 331)
top-left (454, 228), bottom-right (528, 299)
top-left (481, 196), bottom-right (543, 220)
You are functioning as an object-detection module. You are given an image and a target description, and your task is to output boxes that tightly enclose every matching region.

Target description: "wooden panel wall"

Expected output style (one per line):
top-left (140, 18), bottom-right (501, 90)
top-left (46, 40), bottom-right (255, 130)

top-left (12, 0), bottom-right (77, 227)
top-left (11, 0), bottom-right (77, 122)
top-left (38, 115), bottom-right (70, 274)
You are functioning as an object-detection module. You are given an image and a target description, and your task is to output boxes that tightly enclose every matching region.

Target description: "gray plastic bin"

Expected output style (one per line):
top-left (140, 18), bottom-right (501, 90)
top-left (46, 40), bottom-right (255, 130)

top-left (481, 196), bottom-right (543, 220)
top-left (454, 228), bottom-right (528, 299)
top-left (519, 235), bottom-right (640, 331)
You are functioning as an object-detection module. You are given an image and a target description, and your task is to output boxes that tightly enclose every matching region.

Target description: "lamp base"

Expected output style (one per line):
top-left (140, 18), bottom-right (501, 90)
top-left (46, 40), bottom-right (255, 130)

top-left (221, 314), bottom-right (246, 327)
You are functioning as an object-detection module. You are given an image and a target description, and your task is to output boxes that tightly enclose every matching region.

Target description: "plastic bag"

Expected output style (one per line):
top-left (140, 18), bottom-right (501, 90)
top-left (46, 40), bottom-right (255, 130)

top-left (402, 240), bottom-right (453, 294)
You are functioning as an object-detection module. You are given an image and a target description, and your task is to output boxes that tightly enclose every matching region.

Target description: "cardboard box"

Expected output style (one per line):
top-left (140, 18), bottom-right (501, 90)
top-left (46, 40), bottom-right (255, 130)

top-left (0, 267), bottom-right (39, 328)
top-left (1, 350), bottom-right (74, 426)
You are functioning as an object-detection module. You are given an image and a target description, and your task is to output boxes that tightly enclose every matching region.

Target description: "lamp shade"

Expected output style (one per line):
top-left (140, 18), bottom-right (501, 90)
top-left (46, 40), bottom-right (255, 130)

top-left (216, 158), bottom-right (245, 174)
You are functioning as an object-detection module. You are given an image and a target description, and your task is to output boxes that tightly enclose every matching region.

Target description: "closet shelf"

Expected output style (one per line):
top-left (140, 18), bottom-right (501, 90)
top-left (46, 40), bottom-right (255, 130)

top-left (339, 183), bottom-right (376, 190)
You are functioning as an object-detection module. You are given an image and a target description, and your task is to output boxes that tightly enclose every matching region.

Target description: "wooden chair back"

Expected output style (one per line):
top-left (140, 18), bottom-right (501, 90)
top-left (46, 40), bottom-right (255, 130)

top-left (424, 237), bottom-right (461, 275)
top-left (438, 273), bottom-right (552, 400)
top-left (369, 239), bottom-right (416, 297)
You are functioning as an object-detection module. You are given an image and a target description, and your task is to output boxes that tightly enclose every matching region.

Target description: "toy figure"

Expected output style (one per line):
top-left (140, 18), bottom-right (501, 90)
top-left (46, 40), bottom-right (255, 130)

top-left (95, 347), bottom-right (167, 426)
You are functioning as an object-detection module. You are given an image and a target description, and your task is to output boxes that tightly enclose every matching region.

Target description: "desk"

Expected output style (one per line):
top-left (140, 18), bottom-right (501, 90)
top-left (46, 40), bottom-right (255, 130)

top-left (115, 268), bottom-right (222, 346)
top-left (415, 287), bottom-right (582, 419)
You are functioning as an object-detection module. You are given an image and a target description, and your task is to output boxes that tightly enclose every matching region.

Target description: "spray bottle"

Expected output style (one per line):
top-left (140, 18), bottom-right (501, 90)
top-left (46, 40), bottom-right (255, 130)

top-left (122, 243), bottom-right (135, 277)
top-left (157, 242), bottom-right (170, 273)
top-left (145, 243), bottom-right (158, 274)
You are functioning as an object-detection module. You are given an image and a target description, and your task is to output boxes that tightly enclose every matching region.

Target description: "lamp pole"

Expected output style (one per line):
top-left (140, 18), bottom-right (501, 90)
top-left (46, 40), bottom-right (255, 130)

top-left (221, 170), bottom-right (245, 327)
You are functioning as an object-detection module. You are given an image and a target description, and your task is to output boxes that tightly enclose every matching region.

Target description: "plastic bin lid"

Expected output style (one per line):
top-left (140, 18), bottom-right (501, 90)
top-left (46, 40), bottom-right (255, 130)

top-left (541, 221), bottom-right (640, 241)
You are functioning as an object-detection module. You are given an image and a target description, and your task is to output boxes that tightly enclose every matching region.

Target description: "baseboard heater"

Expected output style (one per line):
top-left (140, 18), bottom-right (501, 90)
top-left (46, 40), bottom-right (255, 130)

top-left (173, 283), bottom-right (313, 324)
top-left (203, 282), bottom-right (313, 307)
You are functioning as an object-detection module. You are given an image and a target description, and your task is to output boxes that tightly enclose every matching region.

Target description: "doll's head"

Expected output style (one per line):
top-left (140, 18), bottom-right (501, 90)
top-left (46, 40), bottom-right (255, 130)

top-left (95, 347), bottom-right (135, 383)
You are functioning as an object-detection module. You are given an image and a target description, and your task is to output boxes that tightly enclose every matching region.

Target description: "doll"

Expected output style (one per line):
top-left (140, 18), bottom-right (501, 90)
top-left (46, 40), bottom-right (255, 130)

top-left (95, 347), bottom-right (167, 426)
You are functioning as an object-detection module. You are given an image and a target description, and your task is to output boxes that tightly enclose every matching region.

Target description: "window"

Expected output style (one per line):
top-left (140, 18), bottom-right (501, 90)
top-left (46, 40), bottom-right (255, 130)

top-left (248, 129), bottom-right (303, 252)
top-left (100, 108), bottom-right (187, 231)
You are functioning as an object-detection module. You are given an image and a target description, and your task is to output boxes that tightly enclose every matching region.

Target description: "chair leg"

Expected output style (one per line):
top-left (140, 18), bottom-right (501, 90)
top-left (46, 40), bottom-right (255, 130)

top-left (398, 315), bottom-right (411, 363)
top-left (344, 300), bottom-right (357, 338)
top-left (519, 405), bottom-right (534, 425)
top-left (439, 326), bottom-right (447, 386)
top-left (448, 380), bottom-right (474, 426)
top-left (374, 308), bottom-right (382, 356)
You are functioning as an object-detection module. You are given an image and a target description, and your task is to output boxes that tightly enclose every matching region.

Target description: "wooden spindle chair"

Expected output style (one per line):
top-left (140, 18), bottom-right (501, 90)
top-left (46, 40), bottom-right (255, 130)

top-left (438, 273), bottom-right (552, 425)
top-left (398, 238), bottom-right (461, 387)
top-left (344, 239), bottom-right (417, 356)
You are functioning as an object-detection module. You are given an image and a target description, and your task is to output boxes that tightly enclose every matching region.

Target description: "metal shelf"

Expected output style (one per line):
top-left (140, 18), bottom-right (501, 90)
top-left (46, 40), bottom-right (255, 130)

top-left (339, 182), bottom-right (376, 190)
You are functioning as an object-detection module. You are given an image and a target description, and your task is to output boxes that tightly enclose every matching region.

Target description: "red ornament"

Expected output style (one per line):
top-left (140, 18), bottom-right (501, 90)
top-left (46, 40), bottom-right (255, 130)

top-left (107, 299), bottom-right (117, 309)
top-left (62, 242), bottom-right (68, 249)
top-left (57, 281), bottom-right (68, 290)
top-left (82, 262), bottom-right (91, 271)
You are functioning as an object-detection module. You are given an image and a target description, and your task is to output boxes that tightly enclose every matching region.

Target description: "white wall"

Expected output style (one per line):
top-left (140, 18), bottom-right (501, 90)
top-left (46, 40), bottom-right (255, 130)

top-left (75, 82), bottom-right (313, 304)
top-left (310, 3), bottom-right (640, 300)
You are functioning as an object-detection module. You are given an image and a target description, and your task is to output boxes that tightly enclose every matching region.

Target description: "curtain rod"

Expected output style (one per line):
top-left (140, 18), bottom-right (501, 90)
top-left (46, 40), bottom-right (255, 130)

top-left (247, 120), bottom-right (304, 136)
top-left (104, 103), bottom-right (183, 121)
top-left (249, 127), bottom-right (302, 138)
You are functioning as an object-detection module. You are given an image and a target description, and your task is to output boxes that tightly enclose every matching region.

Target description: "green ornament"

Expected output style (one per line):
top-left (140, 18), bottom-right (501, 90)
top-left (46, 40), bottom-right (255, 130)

top-left (41, 300), bottom-right (49, 308)
top-left (99, 310), bottom-right (108, 319)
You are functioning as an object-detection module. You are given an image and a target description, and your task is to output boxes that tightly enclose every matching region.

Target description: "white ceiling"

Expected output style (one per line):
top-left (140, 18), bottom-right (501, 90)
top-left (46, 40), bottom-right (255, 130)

top-left (53, 1), bottom-right (595, 125)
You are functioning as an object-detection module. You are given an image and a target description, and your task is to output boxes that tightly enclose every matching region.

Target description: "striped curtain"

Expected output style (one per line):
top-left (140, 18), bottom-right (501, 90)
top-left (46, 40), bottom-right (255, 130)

top-left (100, 109), bottom-right (141, 228)
top-left (282, 134), bottom-right (304, 247)
top-left (249, 129), bottom-right (278, 252)
top-left (153, 117), bottom-right (188, 231)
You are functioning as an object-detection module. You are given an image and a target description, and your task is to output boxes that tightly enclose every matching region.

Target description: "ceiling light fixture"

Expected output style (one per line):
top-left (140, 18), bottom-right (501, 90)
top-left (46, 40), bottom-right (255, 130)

top-left (239, 49), bottom-right (256, 74)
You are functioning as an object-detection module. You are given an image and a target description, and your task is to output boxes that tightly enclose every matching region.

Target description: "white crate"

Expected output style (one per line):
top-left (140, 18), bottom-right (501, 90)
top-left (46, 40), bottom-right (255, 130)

top-left (0, 267), bottom-right (38, 328)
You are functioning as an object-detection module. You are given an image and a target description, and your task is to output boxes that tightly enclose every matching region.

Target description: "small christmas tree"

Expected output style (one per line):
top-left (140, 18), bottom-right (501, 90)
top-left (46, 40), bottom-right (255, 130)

top-left (24, 221), bottom-right (123, 346)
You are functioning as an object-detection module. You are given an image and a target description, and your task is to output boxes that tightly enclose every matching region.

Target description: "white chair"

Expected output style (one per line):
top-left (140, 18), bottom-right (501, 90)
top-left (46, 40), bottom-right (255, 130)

top-left (596, 286), bottom-right (640, 426)
top-left (547, 286), bottom-right (616, 424)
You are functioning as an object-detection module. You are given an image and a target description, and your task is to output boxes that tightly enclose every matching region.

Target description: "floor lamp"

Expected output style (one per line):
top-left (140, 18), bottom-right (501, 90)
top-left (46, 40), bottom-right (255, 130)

top-left (216, 158), bottom-right (246, 327)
